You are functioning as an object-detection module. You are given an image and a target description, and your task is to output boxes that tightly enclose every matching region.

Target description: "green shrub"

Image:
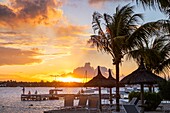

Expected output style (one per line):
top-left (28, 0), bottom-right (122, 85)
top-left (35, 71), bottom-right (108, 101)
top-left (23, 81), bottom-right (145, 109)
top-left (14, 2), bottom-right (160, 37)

top-left (129, 91), bottom-right (162, 111)
top-left (144, 92), bottom-right (162, 111)
top-left (158, 80), bottom-right (170, 100)
top-left (128, 91), bottom-right (140, 101)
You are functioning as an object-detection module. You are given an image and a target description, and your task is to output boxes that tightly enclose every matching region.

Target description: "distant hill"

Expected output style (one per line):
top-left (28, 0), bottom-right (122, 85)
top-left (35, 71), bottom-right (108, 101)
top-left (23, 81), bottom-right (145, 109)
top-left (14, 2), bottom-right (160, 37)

top-left (0, 80), bottom-right (84, 87)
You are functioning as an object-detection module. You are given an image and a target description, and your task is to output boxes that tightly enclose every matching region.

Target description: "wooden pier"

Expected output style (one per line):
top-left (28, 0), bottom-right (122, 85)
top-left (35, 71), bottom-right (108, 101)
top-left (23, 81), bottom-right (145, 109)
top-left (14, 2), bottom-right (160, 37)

top-left (21, 93), bottom-right (113, 101)
top-left (21, 94), bottom-right (73, 101)
top-left (21, 94), bottom-right (50, 101)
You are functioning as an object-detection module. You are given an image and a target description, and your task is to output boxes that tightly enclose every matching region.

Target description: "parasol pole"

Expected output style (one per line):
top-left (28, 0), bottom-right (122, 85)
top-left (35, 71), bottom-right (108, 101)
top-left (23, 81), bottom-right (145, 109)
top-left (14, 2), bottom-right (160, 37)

top-left (109, 87), bottom-right (113, 104)
top-left (99, 86), bottom-right (102, 111)
top-left (141, 83), bottom-right (144, 113)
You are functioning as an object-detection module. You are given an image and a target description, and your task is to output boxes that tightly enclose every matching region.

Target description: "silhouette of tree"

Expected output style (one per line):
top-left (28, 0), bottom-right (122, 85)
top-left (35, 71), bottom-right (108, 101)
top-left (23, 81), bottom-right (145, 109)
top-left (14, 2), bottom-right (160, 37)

top-left (88, 4), bottom-right (169, 111)
top-left (134, 0), bottom-right (170, 17)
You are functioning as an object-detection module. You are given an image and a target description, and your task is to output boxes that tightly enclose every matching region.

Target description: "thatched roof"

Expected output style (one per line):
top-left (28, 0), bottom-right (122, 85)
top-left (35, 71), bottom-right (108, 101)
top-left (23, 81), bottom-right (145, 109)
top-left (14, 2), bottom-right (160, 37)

top-left (120, 62), bottom-right (165, 85)
top-left (105, 69), bottom-right (116, 87)
top-left (84, 66), bottom-right (108, 87)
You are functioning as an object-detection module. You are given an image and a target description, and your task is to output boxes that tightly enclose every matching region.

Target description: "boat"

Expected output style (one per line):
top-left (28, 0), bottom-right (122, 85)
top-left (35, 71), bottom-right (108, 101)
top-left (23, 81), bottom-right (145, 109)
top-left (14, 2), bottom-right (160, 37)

top-left (49, 88), bottom-right (63, 100)
top-left (49, 88), bottom-right (63, 94)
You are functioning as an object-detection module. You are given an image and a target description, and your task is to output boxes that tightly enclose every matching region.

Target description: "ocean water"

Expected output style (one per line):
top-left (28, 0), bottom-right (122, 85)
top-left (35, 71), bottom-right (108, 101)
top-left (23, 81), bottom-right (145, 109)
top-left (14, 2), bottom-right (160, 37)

top-left (0, 87), bottom-right (157, 113)
top-left (0, 87), bottom-right (81, 113)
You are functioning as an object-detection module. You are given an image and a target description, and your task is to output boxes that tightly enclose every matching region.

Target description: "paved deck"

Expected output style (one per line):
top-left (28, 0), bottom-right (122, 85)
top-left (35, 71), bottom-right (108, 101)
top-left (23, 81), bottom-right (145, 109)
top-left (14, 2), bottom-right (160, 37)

top-left (44, 109), bottom-right (164, 113)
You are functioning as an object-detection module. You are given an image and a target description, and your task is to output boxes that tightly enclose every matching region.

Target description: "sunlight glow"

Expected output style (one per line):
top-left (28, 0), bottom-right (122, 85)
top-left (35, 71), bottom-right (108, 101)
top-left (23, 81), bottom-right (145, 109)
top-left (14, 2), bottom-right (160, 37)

top-left (57, 76), bottom-right (82, 82)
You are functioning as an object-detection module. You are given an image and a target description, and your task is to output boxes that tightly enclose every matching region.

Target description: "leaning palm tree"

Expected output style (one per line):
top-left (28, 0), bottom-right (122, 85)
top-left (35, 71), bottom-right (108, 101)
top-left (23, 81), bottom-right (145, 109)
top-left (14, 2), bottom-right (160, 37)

top-left (127, 22), bottom-right (170, 75)
top-left (89, 4), bottom-right (170, 111)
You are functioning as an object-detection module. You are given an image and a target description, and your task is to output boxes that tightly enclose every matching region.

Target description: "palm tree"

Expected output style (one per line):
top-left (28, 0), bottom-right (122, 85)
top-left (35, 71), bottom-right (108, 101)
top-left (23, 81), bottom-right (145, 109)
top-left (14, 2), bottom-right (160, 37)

top-left (127, 20), bottom-right (170, 76)
top-left (89, 4), bottom-right (170, 111)
top-left (89, 4), bottom-right (157, 111)
top-left (134, 0), bottom-right (170, 16)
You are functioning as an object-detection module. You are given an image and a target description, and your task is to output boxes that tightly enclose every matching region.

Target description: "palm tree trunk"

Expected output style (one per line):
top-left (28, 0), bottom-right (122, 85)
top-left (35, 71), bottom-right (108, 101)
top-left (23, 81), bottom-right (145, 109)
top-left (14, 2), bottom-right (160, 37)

top-left (115, 62), bottom-right (120, 111)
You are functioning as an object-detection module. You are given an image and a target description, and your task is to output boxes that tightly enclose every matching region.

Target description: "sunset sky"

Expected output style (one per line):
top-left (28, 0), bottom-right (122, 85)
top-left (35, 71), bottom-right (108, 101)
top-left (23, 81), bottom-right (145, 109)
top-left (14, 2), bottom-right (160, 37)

top-left (0, 0), bottom-right (167, 82)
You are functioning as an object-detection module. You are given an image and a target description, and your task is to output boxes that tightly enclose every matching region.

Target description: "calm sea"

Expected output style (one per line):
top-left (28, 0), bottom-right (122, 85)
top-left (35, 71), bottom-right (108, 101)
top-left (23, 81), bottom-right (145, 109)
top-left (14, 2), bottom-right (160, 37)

top-left (0, 87), bottom-right (81, 113)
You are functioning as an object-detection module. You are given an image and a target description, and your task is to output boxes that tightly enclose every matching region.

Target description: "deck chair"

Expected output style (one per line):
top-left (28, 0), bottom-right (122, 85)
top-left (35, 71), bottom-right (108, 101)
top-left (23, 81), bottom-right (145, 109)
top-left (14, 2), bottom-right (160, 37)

top-left (61, 95), bottom-right (75, 110)
top-left (129, 97), bottom-right (138, 105)
top-left (160, 103), bottom-right (170, 113)
top-left (136, 100), bottom-right (146, 106)
top-left (87, 97), bottom-right (101, 113)
top-left (76, 96), bottom-right (88, 109)
top-left (136, 100), bottom-right (146, 112)
top-left (44, 96), bottom-right (75, 112)
top-left (123, 104), bottom-right (139, 113)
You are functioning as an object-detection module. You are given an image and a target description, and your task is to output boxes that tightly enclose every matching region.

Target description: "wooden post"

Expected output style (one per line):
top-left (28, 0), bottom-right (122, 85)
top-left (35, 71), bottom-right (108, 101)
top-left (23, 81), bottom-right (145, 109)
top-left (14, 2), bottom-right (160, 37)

top-left (99, 87), bottom-right (102, 111)
top-left (109, 87), bottom-right (113, 104)
top-left (141, 84), bottom-right (144, 113)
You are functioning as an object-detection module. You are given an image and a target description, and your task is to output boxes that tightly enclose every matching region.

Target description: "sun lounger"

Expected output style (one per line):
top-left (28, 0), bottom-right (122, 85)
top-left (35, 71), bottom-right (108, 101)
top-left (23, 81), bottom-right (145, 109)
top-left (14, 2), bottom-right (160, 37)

top-left (75, 96), bottom-right (88, 110)
top-left (60, 95), bottom-right (75, 111)
top-left (87, 96), bottom-right (101, 113)
top-left (136, 100), bottom-right (146, 106)
top-left (123, 104), bottom-right (139, 113)
top-left (136, 100), bottom-right (146, 112)
top-left (158, 103), bottom-right (170, 113)
top-left (106, 97), bottom-right (137, 112)
top-left (44, 95), bottom-right (75, 113)
top-left (129, 97), bottom-right (138, 105)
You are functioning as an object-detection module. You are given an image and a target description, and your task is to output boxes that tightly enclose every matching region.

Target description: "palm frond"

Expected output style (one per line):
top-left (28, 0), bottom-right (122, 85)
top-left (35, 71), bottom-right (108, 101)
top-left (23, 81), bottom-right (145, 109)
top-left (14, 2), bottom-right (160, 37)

top-left (134, 0), bottom-right (170, 15)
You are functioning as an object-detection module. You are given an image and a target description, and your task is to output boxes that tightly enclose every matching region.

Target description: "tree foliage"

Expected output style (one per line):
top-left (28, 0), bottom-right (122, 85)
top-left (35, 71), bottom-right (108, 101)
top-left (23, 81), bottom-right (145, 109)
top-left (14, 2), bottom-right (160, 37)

top-left (89, 3), bottom-right (170, 111)
top-left (159, 80), bottom-right (170, 100)
top-left (127, 20), bottom-right (170, 74)
top-left (134, 0), bottom-right (170, 16)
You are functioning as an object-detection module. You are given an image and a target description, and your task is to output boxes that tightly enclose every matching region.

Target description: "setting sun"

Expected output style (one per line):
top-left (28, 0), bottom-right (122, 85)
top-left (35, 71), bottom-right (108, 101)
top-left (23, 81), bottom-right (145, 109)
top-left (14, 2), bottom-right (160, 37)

top-left (57, 76), bottom-right (82, 83)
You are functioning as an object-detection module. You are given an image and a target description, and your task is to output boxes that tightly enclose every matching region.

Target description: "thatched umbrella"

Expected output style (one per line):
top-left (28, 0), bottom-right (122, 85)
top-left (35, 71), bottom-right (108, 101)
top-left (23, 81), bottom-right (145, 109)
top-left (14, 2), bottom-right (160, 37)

top-left (120, 61), bottom-right (164, 113)
top-left (84, 66), bottom-right (108, 111)
top-left (106, 69), bottom-right (116, 104)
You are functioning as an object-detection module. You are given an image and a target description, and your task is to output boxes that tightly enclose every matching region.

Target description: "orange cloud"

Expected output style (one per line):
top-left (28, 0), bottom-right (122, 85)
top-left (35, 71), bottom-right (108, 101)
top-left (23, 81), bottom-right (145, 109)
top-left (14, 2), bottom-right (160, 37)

top-left (0, 31), bottom-right (49, 47)
top-left (88, 0), bottom-right (130, 8)
top-left (0, 0), bottom-right (63, 27)
top-left (0, 47), bottom-right (42, 66)
top-left (88, 0), bottom-right (130, 4)
top-left (55, 24), bottom-right (89, 37)
top-left (0, 73), bottom-right (39, 81)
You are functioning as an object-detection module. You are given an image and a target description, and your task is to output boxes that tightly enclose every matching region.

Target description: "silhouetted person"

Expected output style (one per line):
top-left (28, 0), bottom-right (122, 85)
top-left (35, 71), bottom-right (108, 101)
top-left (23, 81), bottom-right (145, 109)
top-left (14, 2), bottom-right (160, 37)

top-left (22, 87), bottom-right (25, 94)
top-left (35, 90), bottom-right (37, 94)
top-left (28, 91), bottom-right (31, 95)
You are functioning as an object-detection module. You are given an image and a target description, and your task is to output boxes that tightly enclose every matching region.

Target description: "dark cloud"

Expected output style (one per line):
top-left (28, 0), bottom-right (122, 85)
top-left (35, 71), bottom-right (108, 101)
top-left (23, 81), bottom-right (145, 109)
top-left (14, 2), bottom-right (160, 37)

top-left (60, 62), bottom-right (110, 78)
top-left (0, 4), bottom-right (16, 26)
top-left (0, 4), bottom-right (16, 17)
top-left (13, 0), bottom-right (58, 18)
top-left (0, 0), bottom-right (63, 27)
top-left (0, 47), bottom-right (42, 66)
top-left (73, 62), bottom-right (95, 78)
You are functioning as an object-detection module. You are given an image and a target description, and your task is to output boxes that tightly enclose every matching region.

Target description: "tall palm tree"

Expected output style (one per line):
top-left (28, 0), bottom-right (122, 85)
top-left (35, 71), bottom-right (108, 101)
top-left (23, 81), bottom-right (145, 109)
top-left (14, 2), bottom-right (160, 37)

top-left (88, 4), bottom-right (162, 111)
top-left (89, 3), bottom-right (170, 111)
